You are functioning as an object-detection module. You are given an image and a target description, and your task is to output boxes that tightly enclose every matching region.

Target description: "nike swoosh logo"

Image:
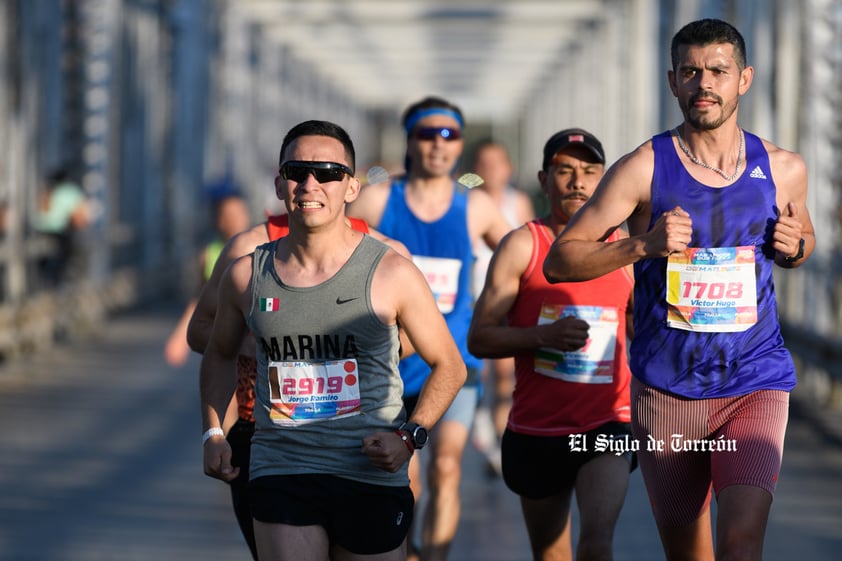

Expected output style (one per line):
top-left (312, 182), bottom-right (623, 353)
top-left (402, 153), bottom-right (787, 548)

top-left (336, 297), bottom-right (358, 305)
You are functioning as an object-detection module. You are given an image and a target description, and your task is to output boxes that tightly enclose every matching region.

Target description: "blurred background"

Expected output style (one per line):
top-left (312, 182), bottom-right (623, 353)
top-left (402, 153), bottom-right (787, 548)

top-left (0, 1), bottom-right (840, 558)
top-left (1, 0), bottom-right (838, 416)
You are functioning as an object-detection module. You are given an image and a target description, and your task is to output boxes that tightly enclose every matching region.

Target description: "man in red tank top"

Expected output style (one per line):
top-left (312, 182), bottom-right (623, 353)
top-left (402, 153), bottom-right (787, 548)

top-left (468, 129), bottom-right (635, 561)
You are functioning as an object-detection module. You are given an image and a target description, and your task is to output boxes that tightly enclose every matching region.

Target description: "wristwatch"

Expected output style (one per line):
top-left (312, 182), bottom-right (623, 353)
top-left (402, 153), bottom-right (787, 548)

top-left (785, 238), bottom-right (805, 262)
top-left (400, 422), bottom-right (429, 450)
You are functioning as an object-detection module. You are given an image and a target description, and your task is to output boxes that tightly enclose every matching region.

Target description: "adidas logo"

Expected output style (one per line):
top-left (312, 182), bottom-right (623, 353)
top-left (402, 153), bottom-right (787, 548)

top-left (749, 166), bottom-right (767, 179)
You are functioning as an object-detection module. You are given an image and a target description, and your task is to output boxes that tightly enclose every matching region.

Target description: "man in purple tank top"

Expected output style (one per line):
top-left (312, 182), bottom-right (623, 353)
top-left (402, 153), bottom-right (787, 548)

top-left (543, 18), bottom-right (815, 561)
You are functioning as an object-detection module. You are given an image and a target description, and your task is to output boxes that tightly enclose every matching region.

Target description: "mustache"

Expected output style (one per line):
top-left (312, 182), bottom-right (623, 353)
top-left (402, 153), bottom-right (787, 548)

top-left (563, 193), bottom-right (589, 201)
top-left (691, 92), bottom-right (723, 105)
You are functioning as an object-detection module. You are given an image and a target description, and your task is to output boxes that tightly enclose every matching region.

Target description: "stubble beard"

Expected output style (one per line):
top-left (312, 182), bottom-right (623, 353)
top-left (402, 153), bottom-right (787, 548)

top-left (682, 95), bottom-right (739, 131)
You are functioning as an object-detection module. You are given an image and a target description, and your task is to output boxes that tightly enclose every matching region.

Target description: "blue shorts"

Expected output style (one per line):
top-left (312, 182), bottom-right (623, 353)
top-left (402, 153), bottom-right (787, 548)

top-left (403, 380), bottom-right (479, 430)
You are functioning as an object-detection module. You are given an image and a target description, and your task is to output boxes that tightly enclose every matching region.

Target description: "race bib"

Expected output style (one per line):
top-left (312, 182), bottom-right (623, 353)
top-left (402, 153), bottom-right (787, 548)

top-left (266, 359), bottom-right (361, 426)
top-left (412, 255), bottom-right (462, 314)
top-left (534, 304), bottom-right (618, 384)
top-left (666, 246), bottom-right (757, 332)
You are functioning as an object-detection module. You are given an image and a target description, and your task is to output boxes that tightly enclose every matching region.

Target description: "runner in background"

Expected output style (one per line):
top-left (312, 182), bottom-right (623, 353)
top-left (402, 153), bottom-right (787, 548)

top-left (348, 95), bottom-right (511, 561)
top-left (164, 191), bottom-right (251, 368)
top-left (467, 139), bottom-right (534, 477)
top-left (469, 128), bottom-right (634, 561)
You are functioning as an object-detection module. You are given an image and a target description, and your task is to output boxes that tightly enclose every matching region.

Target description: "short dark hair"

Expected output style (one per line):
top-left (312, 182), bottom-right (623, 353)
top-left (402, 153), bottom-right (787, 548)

top-left (670, 18), bottom-right (747, 71)
top-left (278, 120), bottom-right (356, 172)
top-left (47, 166), bottom-right (72, 185)
top-left (210, 192), bottom-right (246, 222)
top-left (401, 96), bottom-right (464, 133)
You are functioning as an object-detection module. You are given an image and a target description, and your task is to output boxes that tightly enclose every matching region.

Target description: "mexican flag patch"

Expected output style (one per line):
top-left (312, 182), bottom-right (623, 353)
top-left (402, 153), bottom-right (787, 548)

top-left (259, 297), bottom-right (280, 312)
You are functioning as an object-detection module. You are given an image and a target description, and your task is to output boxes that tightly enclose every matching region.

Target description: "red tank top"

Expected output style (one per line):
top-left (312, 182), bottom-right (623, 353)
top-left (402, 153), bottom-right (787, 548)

top-left (237, 213), bottom-right (371, 421)
top-left (506, 220), bottom-right (633, 435)
top-left (266, 214), bottom-right (370, 238)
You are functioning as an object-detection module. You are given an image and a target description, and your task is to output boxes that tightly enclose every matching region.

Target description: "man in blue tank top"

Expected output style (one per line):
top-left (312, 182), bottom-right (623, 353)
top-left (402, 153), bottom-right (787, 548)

top-left (199, 119), bottom-right (466, 560)
top-left (543, 19), bottom-right (815, 561)
top-left (348, 96), bottom-right (512, 561)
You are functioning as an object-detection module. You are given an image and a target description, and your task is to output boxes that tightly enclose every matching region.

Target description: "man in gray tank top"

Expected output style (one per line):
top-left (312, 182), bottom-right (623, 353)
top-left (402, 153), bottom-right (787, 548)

top-left (199, 120), bottom-right (466, 560)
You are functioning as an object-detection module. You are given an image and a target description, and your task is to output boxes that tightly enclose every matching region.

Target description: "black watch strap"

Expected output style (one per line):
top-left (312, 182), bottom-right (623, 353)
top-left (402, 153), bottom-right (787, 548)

top-left (400, 422), bottom-right (428, 450)
top-left (785, 238), bottom-right (805, 262)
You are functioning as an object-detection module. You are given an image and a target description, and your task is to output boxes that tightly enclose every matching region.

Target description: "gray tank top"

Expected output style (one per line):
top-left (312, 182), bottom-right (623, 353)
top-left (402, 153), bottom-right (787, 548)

top-left (247, 235), bottom-right (406, 485)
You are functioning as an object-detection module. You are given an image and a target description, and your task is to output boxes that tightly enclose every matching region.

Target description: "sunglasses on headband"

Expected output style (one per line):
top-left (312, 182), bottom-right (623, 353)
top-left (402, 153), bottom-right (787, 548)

top-left (413, 127), bottom-right (462, 141)
top-left (280, 161), bottom-right (353, 184)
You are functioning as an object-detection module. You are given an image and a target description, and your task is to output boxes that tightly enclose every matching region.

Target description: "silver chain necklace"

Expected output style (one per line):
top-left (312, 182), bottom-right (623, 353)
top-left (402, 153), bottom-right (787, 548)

top-left (673, 127), bottom-right (744, 182)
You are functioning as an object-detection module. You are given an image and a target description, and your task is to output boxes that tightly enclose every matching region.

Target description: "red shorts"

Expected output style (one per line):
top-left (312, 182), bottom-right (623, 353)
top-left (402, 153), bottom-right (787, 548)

top-left (631, 377), bottom-right (789, 527)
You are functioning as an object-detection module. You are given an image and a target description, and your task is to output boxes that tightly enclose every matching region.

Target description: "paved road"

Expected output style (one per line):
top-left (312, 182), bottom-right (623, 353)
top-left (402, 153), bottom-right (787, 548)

top-left (0, 305), bottom-right (839, 561)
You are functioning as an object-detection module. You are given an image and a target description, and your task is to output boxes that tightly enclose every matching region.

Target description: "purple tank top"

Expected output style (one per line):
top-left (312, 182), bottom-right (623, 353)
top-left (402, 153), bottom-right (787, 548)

top-left (630, 130), bottom-right (795, 398)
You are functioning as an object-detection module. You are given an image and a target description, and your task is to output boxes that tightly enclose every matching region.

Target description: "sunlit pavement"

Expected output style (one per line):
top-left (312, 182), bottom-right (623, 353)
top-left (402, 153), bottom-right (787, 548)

top-left (0, 305), bottom-right (840, 561)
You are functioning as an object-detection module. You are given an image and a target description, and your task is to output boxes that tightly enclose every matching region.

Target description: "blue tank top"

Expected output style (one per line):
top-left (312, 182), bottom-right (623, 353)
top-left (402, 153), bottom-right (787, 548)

top-left (378, 179), bottom-right (481, 396)
top-left (630, 130), bottom-right (795, 398)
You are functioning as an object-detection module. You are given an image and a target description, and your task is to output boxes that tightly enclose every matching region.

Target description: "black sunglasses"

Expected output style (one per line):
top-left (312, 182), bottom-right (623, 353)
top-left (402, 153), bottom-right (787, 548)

top-left (280, 161), bottom-right (353, 183)
top-left (413, 127), bottom-right (462, 141)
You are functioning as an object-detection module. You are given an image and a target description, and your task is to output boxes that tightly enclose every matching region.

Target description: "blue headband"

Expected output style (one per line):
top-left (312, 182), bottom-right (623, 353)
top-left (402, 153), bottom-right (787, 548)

top-left (403, 108), bottom-right (464, 134)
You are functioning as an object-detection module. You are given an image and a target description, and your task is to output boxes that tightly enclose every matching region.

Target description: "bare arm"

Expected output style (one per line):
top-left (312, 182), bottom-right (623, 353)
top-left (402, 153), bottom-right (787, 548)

top-left (199, 255), bottom-right (252, 482)
top-left (164, 298), bottom-right (197, 367)
top-left (468, 227), bottom-right (589, 358)
top-left (374, 251), bottom-right (466, 429)
top-left (543, 142), bottom-right (692, 282)
top-left (362, 250), bottom-right (466, 472)
top-left (767, 144), bottom-right (815, 268)
top-left (365, 226), bottom-right (414, 358)
top-left (165, 249), bottom-right (207, 365)
top-left (346, 181), bottom-right (391, 228)
top-left (368, 226), bottom-right (411, 259)
top-left (187, 225), bottom-right (265, 353)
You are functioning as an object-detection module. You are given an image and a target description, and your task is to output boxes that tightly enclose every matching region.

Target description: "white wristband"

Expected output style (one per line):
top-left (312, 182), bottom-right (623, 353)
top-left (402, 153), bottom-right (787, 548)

top-left (202, 427), bottom-right (225, 445)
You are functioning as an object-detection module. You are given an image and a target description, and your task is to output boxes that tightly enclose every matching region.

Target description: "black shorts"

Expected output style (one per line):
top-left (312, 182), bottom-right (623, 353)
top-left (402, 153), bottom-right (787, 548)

top-left (502, 421), bottom-right (636, 499)
top-left (249, 474), bottom-right (414, 555)
top-left (226, 418), bottom-right (254, 484)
